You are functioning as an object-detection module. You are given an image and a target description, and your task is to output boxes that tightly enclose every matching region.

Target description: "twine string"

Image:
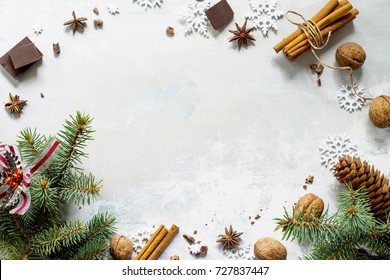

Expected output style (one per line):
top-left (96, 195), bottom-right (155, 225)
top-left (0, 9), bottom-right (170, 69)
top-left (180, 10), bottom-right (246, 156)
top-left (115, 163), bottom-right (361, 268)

top-left (285, 11), bottom-right (372, 102)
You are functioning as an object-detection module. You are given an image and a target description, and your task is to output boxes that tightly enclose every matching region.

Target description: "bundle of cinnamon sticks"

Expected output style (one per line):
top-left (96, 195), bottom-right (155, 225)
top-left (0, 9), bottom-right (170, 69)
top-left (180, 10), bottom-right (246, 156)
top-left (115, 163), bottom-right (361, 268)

top-left (135, 224), bottom-right (179, 260)
top-left (274, 0), bottom-right (359, 61)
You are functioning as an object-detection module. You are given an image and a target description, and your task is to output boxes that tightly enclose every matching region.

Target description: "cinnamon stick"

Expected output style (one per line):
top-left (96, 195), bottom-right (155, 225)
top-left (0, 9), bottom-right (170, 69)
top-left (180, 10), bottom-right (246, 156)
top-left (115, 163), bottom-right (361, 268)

top-left (273, 0), bottom-right (339, 53)
top-left (287, 9), bottom-right (359, 61)
top-left (134, 224), bottom-right (166, 260)
top-left (147, 224), bottom-right (179, 260)
top-left (283, 3), bottom-right (353, 54)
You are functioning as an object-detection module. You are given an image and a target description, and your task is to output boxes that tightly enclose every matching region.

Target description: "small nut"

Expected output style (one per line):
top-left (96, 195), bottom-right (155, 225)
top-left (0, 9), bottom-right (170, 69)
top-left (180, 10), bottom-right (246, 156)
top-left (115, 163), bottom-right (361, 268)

top-left (110, 235), bottom-right (133, 260)
top-left (335, 42), bottom-right (366, 70)
top-left (254, 237), bottom-right (287, 260)
top-left (369, 95), bottom-right (390, 128)
top-left (94, 19), bottom-right (104, 27)
top-left (294, 193), bottom-right (324, 220)
top-left (93, 7), bottom-right (99, 15)
top-left (166, 26), bottom-right (174, 36)
top-left (170, 255), bottom-right (180, 260)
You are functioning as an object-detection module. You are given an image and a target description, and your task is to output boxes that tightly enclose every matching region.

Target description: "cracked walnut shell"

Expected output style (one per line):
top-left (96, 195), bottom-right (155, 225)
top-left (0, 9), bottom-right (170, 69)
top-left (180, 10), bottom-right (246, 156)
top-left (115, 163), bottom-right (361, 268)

top-left (110, 235), bottom-right (133, 260)
top-left (335, 42), bottom-right (366, 70)
top-left (254, 237), bottom-right (287, 260)
top-left (294, 193), bottom-right (324, 220)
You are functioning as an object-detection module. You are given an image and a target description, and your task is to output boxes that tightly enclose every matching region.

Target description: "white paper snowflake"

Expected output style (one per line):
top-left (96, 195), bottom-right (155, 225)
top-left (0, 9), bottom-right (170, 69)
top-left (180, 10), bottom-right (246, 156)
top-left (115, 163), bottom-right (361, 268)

top-left (33, 24), bottom-right (43, 35)
top-left (223, 243), bottom-right (255, 260)
top-left (131, 229), bottom-right (153, 256)
top-left (248, 0), bottom-right (284, 36)
top-left (337, 83), bottom-right (366, 113)
top-left (107, 5), bottom-right (120, 15)
top-left (188, 241), bottom-right (208, 256)
top-left (181, 0), bottom-right (211, 37)
top-left (133, 0), bottom-right (163, 10)
top-left (319, 135), bottom-right (358, 169)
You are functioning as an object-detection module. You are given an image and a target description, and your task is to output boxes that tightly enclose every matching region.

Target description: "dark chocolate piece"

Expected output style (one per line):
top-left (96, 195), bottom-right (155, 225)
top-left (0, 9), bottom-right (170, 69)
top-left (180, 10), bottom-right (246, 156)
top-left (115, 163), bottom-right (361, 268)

top-left (205, 0), bottom-right (234, 30)
top-left (0, 37), bottom-right (43, 80)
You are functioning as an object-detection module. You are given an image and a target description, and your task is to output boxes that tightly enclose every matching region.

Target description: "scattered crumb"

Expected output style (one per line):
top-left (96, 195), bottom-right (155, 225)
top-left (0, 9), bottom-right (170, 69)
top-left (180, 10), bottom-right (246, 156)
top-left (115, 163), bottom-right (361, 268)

top-left (183, 234), bottom-right (195, 244)
top-left (310, 64), bottom-right (318, 71)
top-left (199, 246), bottom-right (208, 255)
top-left (305, 175), bottom-right (314, 184)
top-left (317, 78), bottom-right (322, 87)
top-left (152, 225), bottom-right (155, 228)
top-left (255, 214), bottom-right (261, 220)
top-left (315, 64), bottom-right (324, 75)
top-left (40, 93), bottom-right (44, 98)
top-left (251, 221), bottom-right (255, 225)
top-left (93, 7), bottom-right (99, 15)
top-left (166, 26), bottom-right (174, 36)
top-left (94, 19), bottom-right (103, 27)
top-left (170, 255), bottom-right (179, 260)
top-left (249, 216), bottom-right (251, 220)
top-left (303, 184), bottom-right (308, 190)
top-left (53, 43), bottom-right (60, 55)
top-left (193, 230), bottom-right (197, 235)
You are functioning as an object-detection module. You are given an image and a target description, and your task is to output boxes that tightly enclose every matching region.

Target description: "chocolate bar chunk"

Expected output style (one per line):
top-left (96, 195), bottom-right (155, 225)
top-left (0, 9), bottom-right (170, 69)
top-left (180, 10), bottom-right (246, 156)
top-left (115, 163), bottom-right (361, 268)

top-left (0, 37), bottom-right (43, 80)
top-left (205, 0), bottom-right (234, 30)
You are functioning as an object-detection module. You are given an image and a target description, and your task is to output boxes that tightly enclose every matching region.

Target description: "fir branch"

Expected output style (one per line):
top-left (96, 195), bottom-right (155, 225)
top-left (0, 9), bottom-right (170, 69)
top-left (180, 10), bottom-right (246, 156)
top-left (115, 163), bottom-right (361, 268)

top-left (53, 112), bottom-right (94, 184)
top-left (84, 212), bottom-right (116, 241)
top-left (0, 240), bottom-right (24, 260)
top-left (71, 239), bottom-right (110, 260)
top-left (0, 209), bottom-right (28, 242)
top-left (274, 207), bottom-right (337, 243)
top-left (17, 128), bottom-right (47, 163)
top-left (59, 173), bottom-right (102, 205)
top-left (30, 220), bottom-right (86, 257)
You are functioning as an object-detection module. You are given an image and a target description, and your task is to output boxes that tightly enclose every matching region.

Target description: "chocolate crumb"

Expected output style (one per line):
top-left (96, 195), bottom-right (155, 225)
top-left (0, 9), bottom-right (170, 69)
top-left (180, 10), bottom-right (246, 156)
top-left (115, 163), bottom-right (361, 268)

top-left (183, 234), bottom-right (196, 244)
top-left (255, 214), bottom-right (261, 219)
top-left (166, 26), bottom-right (174, 36)
top-left (93, 7), bottom-right (99, 15)
top-left (193, 230), bottom-right (197, 235)
top-left (310, 64), bottom-right (318, 71)
top-left (251, 221), bottom-right (255, 225)
top-left (317, 78), bottom-right (321, 87)
top-left (199, 245), bottom-right (208, 255)
top-left (315, 64), bottom-right (324, 75)
top-left (305, 175), bottom-right (314, 184)
top-left (53, 43), bottom-right (60, 55)
top-left (303, 184), bottom-right (308, 190)
top-left (40, 92), bottom-right (44, 98)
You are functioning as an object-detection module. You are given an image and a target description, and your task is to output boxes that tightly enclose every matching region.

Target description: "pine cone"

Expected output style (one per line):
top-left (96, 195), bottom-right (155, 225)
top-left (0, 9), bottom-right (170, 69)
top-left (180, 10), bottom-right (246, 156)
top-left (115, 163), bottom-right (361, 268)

top-left (333, 155), bottom-right (390, 219)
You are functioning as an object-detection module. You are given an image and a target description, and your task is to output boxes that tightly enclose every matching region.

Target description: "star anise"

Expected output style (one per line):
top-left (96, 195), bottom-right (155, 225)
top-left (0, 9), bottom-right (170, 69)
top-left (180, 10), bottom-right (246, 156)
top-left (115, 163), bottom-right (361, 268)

top-left (216, 225), bottom-right (243, 250)
top-left (4, 93), bottom-right (27, 114)
top-left (229, 18), bottom-right (256, 50)
top-left (64, 11), bottom-right (88, 34)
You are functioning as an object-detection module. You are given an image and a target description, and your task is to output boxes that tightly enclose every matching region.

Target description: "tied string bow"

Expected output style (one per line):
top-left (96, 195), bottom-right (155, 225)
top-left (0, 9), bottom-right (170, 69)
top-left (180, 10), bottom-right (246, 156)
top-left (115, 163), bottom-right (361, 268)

top-left (0, 139), bottom-right (60, 215)
top-left (285, 10), bottom-right (372, 102)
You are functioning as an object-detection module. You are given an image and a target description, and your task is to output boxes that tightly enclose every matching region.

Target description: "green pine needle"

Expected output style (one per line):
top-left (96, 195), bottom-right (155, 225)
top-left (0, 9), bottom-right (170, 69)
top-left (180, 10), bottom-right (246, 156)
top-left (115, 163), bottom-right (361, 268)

top-left (59, 173), bottom-right (102, 205)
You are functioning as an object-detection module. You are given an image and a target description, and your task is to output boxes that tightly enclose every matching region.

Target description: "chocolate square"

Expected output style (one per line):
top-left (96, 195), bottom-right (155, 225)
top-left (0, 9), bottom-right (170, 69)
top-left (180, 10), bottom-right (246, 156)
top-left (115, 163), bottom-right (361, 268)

top-left (205, 0), bottom-right (234, 30)
top-left (0, 37), bottom-right (43, 80)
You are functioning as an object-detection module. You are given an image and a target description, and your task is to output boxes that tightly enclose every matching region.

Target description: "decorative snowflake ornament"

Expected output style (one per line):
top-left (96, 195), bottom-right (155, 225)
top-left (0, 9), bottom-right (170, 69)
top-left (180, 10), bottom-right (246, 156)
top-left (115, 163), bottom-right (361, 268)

top-left (132, 229), bottom-right (153, 256)
top-left (223, 243), bottom-right (255, 260)
top-left (33, 24), bottom-right (43, 35)
top-left (319, 135), bottom-right (357, 169)
top-left (337, 83), bottom-right (366, 113)
top-left (133, 0), bottom-right (163, 10)
top-left (107, 5), bottom-right (120, 15)
top-left (181, 0), bottom-right (211, 37)
top-left (248, 0), bottom-right (283, 36)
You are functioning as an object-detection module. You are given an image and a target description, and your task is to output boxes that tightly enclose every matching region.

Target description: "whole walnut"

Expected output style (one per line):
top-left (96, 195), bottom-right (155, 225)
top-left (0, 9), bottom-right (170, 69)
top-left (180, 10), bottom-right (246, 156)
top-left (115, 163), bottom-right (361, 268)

top-left (294, 193), bottom-right (324, 220)
top-left (110, 235), bottom-right (133, 260)
top-left (335, 42), bottom-right (366, 70)
top-left (369, 95), bottom-right (390, 128)
top-left (254, 237), bottom-right (287, 260)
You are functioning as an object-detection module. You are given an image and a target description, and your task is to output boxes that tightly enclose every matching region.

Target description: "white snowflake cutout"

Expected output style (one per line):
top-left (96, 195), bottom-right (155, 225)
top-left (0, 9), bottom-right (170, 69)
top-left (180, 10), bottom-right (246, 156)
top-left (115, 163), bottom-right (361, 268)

top-left (131, 229), bottom-right (153, 256)
top-left (188, 241), bottom-right (208, 256)
top-left (248, 0), bottom-right (284, 36)
top-left (319, 135), bottom-right (358, 169)
top-left (181, 0), bottom-right (211, 37)
top-left (223, 243), bottom-right (255, 260)
top-left (133, 0), bottom-right (163, 10)
top-left (338, 83), bottom-right (366, 113)
top-left (107, 5), bottom-right (120, 15)
top-left (33, 24), bottom-right (43, 35)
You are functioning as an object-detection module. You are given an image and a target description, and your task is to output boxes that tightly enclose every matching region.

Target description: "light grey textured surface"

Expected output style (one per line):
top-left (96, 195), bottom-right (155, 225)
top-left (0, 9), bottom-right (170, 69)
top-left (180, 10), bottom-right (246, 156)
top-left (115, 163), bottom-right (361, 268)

top-left (0, 0), bottom-right (389, 259)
